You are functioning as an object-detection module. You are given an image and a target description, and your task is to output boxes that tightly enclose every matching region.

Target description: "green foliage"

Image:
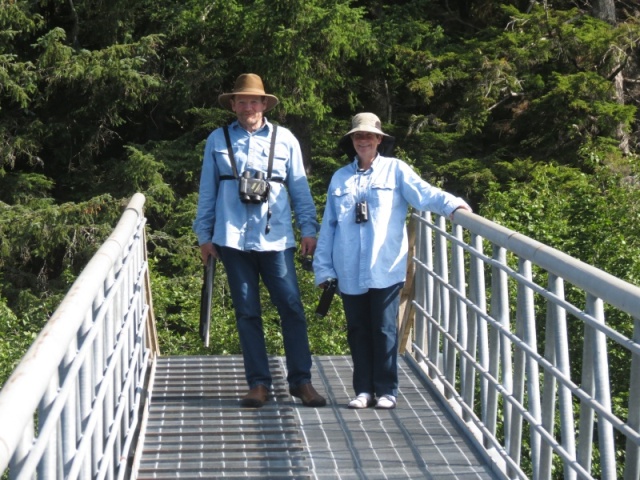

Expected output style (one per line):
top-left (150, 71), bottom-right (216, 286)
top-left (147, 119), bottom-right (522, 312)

top-left (0, 193), bottom-right (122, 313)
top-left (1, 12), bottom-right (639, 476)
top-left (480, 161), bottom-right (640, 280)
top-left (0, 295), bottom-right (28, 385)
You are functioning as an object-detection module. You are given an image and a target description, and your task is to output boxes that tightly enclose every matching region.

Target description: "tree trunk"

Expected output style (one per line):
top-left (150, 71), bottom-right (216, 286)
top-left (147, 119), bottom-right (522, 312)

top-left (592, 0), bottom-right (616, 25)
top-left (592, 0), bottom-right (630, 154)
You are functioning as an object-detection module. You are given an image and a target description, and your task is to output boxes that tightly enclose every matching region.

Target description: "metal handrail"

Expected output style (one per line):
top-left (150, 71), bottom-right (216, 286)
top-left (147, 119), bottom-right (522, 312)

top-left (0, 193), bottom-right (155, 479)
top-left (402, 209), bottom-right (640, 480)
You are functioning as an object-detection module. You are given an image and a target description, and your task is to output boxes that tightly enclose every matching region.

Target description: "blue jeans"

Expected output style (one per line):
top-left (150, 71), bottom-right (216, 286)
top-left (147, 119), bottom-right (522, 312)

top-left (218, 246), bottom-right (312, 390)
top-left (341, 282), bottom-right (404, 398)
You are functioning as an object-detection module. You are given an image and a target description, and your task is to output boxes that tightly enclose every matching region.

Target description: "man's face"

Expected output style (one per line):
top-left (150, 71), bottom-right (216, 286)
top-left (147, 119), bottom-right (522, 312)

top-left (231, 95), bottom-right (267, 132)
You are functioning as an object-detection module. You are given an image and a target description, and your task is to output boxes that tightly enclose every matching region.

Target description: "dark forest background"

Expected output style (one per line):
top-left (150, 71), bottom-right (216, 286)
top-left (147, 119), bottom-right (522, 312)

top-left (1, 0), bottom-right (639, 398)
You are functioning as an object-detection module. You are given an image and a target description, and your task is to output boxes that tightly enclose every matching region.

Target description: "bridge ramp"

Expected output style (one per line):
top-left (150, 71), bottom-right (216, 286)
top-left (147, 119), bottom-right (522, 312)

top-left (135, 355), bottom-right (499, 479)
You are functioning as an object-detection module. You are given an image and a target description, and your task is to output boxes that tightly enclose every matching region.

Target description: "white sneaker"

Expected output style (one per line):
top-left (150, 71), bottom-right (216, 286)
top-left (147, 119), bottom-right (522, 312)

top-left (375, 395), bottom-right (396, 409)
top-left (348, 393), bottom-right (375, 409)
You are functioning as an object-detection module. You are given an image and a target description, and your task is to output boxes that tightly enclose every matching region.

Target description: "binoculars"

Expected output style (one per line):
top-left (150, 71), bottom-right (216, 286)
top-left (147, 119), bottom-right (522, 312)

top-left (239, 171), bottom-right (269, 204)
top-left (355, 201), bottom-right (368, 223)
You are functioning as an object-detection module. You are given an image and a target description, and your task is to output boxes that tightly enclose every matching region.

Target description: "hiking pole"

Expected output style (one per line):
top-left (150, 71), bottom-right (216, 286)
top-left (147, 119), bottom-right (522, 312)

top-left (199, 255), bottom-right (215, 347)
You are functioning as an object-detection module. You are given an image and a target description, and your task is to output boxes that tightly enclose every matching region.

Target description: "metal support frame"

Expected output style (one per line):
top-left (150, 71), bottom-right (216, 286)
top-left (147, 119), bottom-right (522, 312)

top-left (0, 193), bottom-right (155, 479)
top-left (402, 209), bottom-right (640, 480)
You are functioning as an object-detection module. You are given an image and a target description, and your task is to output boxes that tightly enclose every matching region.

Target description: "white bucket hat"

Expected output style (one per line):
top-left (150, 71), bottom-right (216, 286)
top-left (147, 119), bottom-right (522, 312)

top-left (339, 113), bottom-right (395, 158)
top-left (344, 112), bottom-right (391, 137)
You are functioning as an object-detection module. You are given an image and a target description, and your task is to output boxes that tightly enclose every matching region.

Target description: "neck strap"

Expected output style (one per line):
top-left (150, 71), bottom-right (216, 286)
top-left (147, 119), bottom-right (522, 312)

top-left (223, 124), bottom-right (278, 179)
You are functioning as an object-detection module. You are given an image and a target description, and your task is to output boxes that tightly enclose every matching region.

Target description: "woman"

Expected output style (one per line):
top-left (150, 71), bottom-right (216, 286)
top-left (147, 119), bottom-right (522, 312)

top-left (313, 113), bottom-right (471, 409)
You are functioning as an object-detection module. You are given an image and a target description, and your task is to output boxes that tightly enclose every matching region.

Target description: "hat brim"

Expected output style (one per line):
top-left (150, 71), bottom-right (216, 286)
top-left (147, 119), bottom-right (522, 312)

top-left (218, 93), bottom-right (279, 112)
top-left (338, 133), bottom-right (395, 159)
top-left (345, 125), bottom-right (389, 137)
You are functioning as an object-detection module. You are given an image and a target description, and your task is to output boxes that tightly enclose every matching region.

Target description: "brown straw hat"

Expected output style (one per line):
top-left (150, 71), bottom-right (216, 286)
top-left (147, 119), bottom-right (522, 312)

top-left (218, 73), bottom-right (279, 112)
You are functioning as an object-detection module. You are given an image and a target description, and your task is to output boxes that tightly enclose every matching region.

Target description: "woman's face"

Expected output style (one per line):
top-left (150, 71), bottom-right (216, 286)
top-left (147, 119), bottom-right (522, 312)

top-left (351, 132), bottom-right (382, 162)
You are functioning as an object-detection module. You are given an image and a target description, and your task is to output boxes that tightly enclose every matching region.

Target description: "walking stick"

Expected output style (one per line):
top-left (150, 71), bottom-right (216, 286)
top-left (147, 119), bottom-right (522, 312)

top-left (199, 255), bottom-right (215, 347)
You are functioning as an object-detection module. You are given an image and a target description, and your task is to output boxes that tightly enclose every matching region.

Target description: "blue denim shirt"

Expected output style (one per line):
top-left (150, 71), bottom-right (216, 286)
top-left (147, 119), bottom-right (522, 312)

top-left (313, 155), bottom-right (470, 295)
top-left (193, 119), bottom-right (318, 250)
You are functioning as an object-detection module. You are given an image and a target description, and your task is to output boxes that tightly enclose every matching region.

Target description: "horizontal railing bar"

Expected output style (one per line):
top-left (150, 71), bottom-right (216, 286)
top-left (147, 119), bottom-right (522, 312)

top-left (440, 211), bottom-right (640, 316)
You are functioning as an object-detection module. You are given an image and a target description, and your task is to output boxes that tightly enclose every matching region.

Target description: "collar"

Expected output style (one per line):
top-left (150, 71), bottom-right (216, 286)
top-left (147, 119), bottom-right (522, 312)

top-left (353, 153), bottom-right (380, 172)
top-left (231, 118), bottom-right (272, 136)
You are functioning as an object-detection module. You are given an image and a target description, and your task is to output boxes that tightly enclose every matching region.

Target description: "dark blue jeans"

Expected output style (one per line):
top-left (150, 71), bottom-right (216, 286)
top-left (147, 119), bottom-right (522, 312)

top-left (341, 282), bottom-right (404, 398)
top-left (218, 246), bottom-right (312, 390)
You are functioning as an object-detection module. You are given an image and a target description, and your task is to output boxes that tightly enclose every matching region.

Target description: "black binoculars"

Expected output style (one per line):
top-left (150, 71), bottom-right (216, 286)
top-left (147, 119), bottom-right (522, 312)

top-left (355, 201), bottom-right (368, 223)
top-left (239, 171), bottom-right (270, 204)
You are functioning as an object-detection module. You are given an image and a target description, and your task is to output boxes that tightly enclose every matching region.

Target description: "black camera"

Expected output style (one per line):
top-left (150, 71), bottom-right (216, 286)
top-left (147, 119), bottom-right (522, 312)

top-left (316, 278), bottom-right (338, 317)
top-left (239, 171), bottom-right (270, 204)
top-left (355, 201), bottom-right (368, 223)
top-left (299, 255), bottom-right (313, 272)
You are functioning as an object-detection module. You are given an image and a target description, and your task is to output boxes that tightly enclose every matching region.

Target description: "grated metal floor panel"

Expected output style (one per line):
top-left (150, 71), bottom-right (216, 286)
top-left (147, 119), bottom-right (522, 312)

top-left (135, 355), bottom-right (499, 479)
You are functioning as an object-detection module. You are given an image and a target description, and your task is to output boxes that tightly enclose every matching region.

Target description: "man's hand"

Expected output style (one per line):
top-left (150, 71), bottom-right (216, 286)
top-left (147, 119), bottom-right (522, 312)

top-left (200, 242), bottom-right (219, 265)
top-left (300, 236), bottom-right (317, 257)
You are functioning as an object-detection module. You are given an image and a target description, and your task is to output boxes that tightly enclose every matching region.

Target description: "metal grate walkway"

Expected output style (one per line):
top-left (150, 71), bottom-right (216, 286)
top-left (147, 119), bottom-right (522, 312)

top-left (135, 355), bottom-right (500, 479)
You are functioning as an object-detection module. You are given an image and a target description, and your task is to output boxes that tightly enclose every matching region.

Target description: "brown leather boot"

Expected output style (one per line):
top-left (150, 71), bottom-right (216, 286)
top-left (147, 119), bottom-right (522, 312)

top-left (289, 383), bottom-right (326, 407)
top-left (240, 385), bottom-right (269, 408)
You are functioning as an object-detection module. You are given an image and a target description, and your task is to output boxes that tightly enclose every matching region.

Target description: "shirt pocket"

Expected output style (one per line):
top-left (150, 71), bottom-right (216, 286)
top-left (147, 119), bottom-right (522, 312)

top-left (213, 147), bottom-right (237, 178)
top-left (331, 186), bottom-right (355, 222)
top-left (368, 182), bottom-right (395, 208)
top-left (247, 145), bottom-right (288, 179)
top-left (246, 146), bottom-right (267, 172)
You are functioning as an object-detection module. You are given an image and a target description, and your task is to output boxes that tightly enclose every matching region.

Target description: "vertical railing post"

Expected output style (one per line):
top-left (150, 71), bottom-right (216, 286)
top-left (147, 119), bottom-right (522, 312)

top-left (447, 223), bottom-right (465, 397)
top-left (36, 376), bottom-right (59, 479)
top-left (510, 260), bottom-right (526, 475)
top-left (510, 259), bottom-right (540, 478)
top-left (464, 232), bottom-right (486, 423)
top-left (487, 245), bottom-right (512, 451)
top-left (424, 212), bottom-right (433, 354)
top-left (413, 213), bottom-right (427, 360)
top-left (9, 417), bottom-right (33, 480)
top-left (577, 306), bottom-right (596, 474)
top-left (588, 295), bottom-right (616, 479)
top-left (79, 311), bottom-right (93, 479)
top-left (540, 274), bottom-right (577, 480)
top-left (60, 340), bottom-right (78, 477)
top-left (625, 316), bottom-right (640, 480)
top-left (429, 216), bottom-right (444, 376)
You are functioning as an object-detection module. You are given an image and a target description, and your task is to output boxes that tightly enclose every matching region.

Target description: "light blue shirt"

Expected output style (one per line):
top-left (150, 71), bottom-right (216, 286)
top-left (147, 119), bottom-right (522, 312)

top-left (313, 155), bottom-right (470, 295)
top-left (193, 119), bottom-right (318, 250)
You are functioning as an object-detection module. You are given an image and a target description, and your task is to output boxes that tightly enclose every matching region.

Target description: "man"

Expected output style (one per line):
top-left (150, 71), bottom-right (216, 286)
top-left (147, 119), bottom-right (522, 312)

top-left (193, 73), bottom-right (326, 408)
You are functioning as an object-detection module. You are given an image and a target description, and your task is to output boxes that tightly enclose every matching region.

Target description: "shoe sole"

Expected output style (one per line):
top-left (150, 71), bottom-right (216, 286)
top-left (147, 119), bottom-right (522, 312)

top-left (240, 399), bottom-right (265, 408)
top-left (348, 400), bottom-right (375, 409)
top-left (292, 396), bottom-right (327, 407)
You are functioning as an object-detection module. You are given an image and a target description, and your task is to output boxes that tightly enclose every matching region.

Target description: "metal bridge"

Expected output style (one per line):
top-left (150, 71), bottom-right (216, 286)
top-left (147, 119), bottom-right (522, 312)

top-left (1, 193), bottom-right (639, 479)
